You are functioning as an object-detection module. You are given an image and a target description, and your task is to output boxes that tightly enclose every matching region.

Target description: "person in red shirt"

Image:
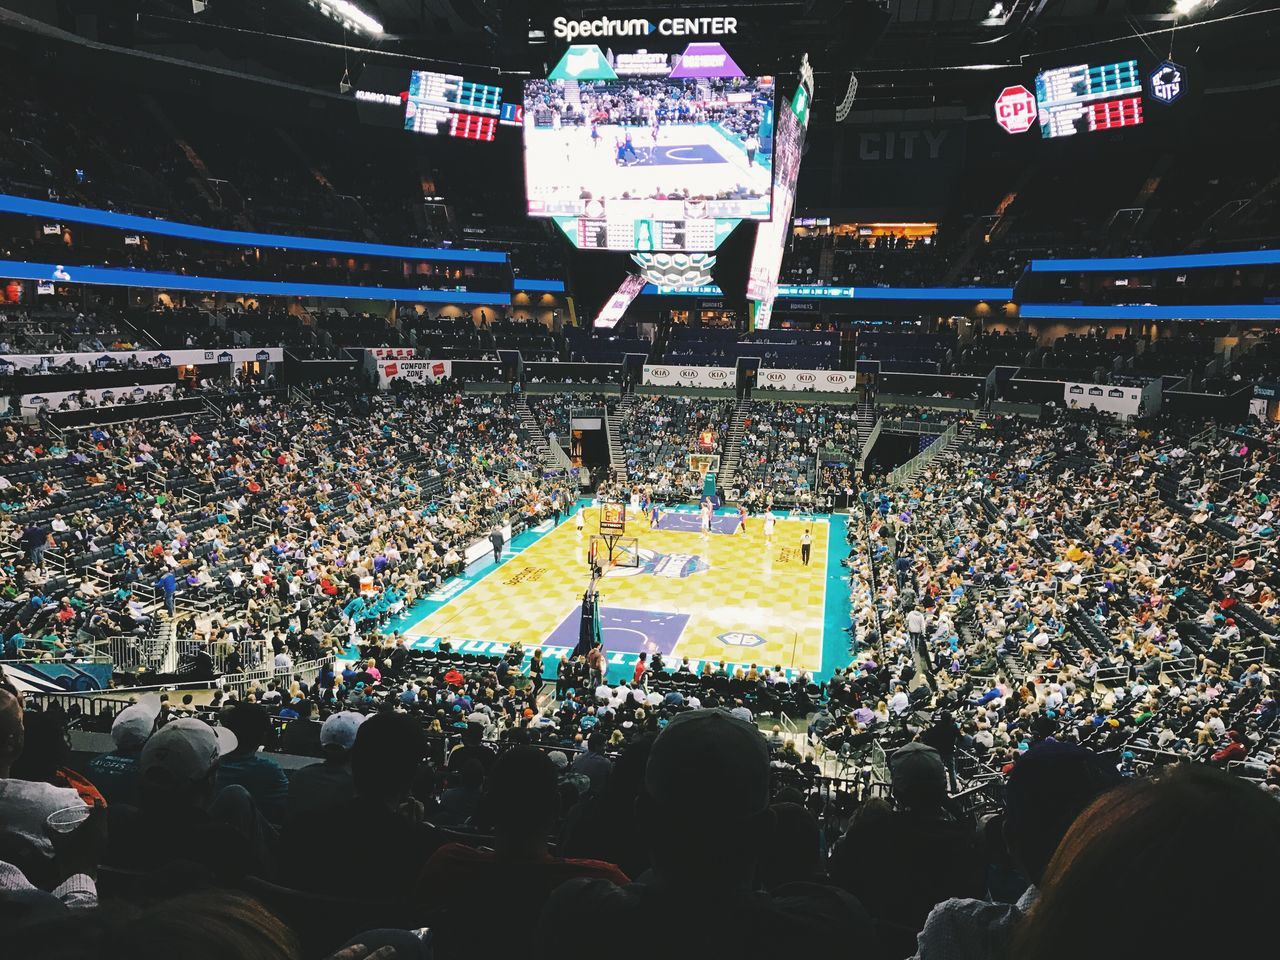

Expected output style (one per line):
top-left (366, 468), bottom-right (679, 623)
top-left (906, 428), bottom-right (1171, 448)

top-left (633, 651), bottom-right (648, 686)
top-left (416, 746), bottom-right (626, 953)
top-left (1212, 730), bottom-right (1248, 765)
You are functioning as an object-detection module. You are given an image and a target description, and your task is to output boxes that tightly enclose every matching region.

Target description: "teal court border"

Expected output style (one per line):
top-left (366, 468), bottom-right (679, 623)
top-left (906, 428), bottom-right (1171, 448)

top-left (383, 499), bottom-right (855, 684)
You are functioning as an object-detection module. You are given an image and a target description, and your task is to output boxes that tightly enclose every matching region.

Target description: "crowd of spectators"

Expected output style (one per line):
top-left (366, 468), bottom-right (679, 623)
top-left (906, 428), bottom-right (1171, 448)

top-left (618, 395), bottom-right (732, 493)
top-left (735, 402), bottom-right (859, 508)
top-left (0, 384), bottom-right (567, 678)
top-left (844, 408), bottom-right (1278, 804)
top-left (0, 371), bottom-right (1278, 959)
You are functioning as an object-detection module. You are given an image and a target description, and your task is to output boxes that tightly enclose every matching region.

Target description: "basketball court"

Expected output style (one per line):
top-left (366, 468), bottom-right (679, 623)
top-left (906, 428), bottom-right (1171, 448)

top-left (397, 504), bottom-right (848, 679)
top-left (523, 121), bottom-right (774, 208)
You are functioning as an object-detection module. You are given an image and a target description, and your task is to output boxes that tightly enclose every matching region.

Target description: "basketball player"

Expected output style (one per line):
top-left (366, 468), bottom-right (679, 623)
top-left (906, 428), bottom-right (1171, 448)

top-left (763, 512), bottom-right (776, 543)
top-left (591, 122), bottom-right (601, 148)
top-left (737, 503), bottom-right (749, 534)
top-left (575, 505), bottom-right (585, 535)
top-left (800, 528), bottom-right (813, 566)
top-left (650, 501), bottom-right (661, 528)
top-left (700, 500), bottom-right (711, 535)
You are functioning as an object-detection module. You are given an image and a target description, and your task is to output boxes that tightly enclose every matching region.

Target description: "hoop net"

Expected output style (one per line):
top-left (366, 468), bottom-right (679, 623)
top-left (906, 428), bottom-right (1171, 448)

top-left (588, 534), bottom-right (641, 570)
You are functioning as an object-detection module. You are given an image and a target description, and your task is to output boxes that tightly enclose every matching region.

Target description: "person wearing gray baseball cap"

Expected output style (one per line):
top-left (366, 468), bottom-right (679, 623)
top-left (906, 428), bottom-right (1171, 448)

top-left (86, 696), bottom-right (161, 807)
top-left (539, 709), bottom-right (876, 959)
top-left (104, 719), bottom-right (272, 880)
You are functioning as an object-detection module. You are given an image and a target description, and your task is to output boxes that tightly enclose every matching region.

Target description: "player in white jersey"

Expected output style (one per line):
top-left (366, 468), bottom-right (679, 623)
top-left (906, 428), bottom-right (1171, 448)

top-left (763, 512), bottom-right (776, 543)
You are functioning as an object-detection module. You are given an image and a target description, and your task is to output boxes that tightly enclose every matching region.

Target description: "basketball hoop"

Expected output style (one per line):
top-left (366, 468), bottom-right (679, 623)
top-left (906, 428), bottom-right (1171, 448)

top-left (588, 534), bottom-right (640, 572)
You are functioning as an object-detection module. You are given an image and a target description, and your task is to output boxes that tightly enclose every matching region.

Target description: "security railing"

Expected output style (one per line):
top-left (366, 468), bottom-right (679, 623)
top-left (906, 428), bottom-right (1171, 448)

top-left (884, 422), bottom-right (959, 487)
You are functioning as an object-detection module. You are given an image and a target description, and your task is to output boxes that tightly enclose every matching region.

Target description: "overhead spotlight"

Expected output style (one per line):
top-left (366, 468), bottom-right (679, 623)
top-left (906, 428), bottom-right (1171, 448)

top-left (1172, 0), bottom-right (1204, 14)
top-left (311, 0), bottom-right (383, 36)
top-left (988, 2), bottom-right (1004, 16)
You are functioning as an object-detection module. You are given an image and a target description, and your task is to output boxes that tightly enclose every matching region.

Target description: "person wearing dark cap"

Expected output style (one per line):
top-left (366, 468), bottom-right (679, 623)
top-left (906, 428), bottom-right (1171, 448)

top-left (539, 708), bottom-right (876, 959)
top-left (830, 741), bottom-right (985, 960)
top-left (910, 740), bottom-right (1121, 960)
top-left (278, 712), bottom-right (442, 893)
top-left (417, 746), bottom-right (627, 955)
top-left (214, 702), bottom-right (289, 824)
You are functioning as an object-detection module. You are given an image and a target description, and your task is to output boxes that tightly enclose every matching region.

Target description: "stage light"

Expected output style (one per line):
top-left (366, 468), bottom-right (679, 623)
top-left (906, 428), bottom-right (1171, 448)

top-left (1172, 0), bottom-right (1204, 15)
top-left (310, 0), bottom-right (383, 35)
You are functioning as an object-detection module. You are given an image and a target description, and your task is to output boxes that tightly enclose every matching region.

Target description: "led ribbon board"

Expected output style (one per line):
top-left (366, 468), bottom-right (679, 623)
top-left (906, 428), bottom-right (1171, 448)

top-left (594, 273), bottom-right (647, 328)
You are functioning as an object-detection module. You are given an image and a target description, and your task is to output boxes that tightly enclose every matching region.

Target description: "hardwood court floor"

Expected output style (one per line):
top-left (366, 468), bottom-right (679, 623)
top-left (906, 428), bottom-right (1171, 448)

top-left (403, 506), bottom-right (831, 673)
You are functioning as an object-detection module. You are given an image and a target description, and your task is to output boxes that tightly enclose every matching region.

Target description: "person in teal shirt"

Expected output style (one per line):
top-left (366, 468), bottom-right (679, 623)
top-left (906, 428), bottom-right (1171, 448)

top-left (213, 702), bottom-right (289, 824)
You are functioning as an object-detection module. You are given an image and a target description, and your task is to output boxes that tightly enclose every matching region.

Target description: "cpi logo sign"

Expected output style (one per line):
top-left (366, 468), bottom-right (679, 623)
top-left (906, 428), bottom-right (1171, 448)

top-left (994, 85), bottom-right (1038, 134)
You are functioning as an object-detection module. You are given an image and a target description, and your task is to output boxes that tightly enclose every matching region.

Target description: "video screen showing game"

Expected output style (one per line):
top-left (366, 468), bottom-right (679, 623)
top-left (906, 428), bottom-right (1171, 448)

top-left (523, 76), bottom-right (775, 226)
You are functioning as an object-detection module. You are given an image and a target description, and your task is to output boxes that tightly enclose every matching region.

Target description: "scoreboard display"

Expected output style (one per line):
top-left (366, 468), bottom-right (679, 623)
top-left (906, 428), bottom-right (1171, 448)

top-left (1033, 59), bottom-right (1144, 139)
top-left (403, 70), bottom-right (503, 141)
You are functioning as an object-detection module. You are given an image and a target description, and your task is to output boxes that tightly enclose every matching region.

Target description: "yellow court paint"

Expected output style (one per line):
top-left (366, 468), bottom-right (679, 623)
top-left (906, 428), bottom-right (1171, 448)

top-left (404, 507), bottom-right (830, 671)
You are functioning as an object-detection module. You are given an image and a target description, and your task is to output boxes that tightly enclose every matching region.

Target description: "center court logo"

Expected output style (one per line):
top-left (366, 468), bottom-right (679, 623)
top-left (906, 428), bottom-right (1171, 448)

top-left (718, 631), bottom-right (765, 648)
top-left (552, 15), bottom-right (738, 41)
top-left (604, 548), bottom-right (709, 580)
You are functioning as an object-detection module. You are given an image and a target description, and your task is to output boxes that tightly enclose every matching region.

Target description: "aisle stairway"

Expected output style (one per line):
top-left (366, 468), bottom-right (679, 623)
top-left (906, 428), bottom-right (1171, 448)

top-left (717, 399), bottom-right (750, 493)
top-left (855, 401), bottom-right (876, 454)
top-left (514, 397), bottom-right (551, 467)
top-left (607, 395), bottom-right (634, 483)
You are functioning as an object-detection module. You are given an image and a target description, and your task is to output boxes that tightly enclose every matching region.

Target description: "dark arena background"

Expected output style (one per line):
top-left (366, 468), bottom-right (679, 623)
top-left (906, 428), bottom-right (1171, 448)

top-left (1, 1), bottom-right (1279, 958)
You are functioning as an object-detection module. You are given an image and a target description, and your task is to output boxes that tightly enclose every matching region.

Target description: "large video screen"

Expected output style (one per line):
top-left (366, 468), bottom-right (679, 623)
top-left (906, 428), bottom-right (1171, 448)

top-left (747, 86), bottom-right (809, 327)
top-left (523, 75), bottom-right (775, 249)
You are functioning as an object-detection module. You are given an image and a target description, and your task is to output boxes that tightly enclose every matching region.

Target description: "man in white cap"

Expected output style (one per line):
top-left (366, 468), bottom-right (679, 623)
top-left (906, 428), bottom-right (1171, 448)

top-left (105, 718), bottom-right (271, 879)
top-left (287, 711), bottom-right (364, 818)
top-left (0, 688), bottom-right (85, 881)
top-left (86, 697), bottom-right (160, 807)
top-left (540, 708), bottom-right (876, 958)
